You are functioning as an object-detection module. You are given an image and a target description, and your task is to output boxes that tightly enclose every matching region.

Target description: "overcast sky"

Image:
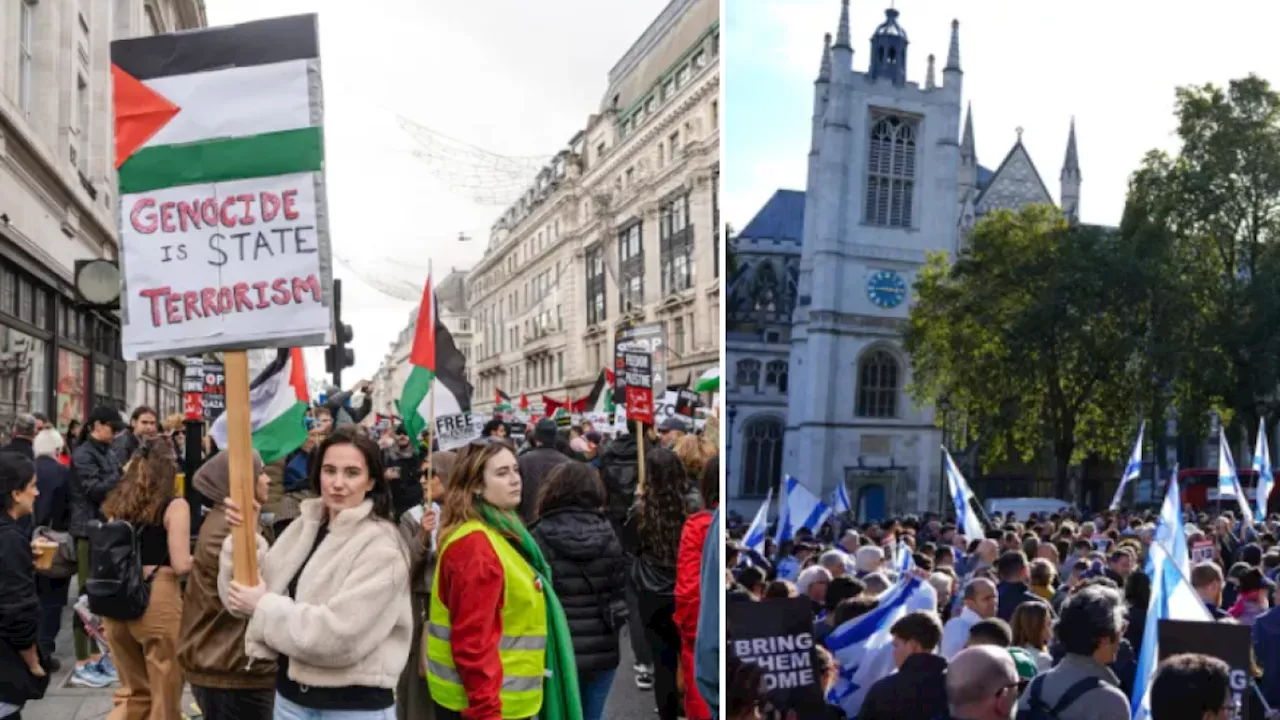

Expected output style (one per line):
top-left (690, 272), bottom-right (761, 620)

top-left (206, 0), bottom-right (667, 388)
top-left (726, 0), bottom-right (1280, 231)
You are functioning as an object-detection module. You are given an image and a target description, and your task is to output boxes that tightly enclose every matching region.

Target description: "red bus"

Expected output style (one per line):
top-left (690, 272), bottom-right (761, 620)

top-left (1177, 467), bottom-right (1280, 512)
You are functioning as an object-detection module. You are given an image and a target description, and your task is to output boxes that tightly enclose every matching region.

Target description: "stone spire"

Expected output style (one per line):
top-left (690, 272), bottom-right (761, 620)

top-left (1061, 117), bottom-right (1081, 223)
top-left (944, 19), bottom-right (961, 72)
top-left (925, 54), bottom-right (936, 89)
top-left (818, 33), bottom-right (833, 83)
top-left (1062, 117), bottom-right (1080, 178)
top-left (834, 0), bottom-right (851, 50)
top-left (961, 103), bottom-right (975, 161)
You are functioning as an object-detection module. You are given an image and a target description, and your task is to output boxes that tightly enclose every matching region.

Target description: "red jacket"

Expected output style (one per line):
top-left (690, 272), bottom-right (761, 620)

top-left (437, 531), bottom-right (507, 720)
top-left (675, 508), bottom-right (714, 720)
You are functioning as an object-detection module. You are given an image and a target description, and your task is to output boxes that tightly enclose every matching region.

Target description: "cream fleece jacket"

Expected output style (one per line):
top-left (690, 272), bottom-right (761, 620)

top-left (218, 498), bottom-right (413, 689)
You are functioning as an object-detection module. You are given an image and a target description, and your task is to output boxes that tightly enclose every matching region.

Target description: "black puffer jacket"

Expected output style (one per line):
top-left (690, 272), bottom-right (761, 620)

top-left (0, 513), bottom-right (46, 706)
top-left (597, 435), bottom-right (640, 539)
top-left (69, 438), bottom-right (121, 538)
top-left (529, 507), bottom-right (628, 675)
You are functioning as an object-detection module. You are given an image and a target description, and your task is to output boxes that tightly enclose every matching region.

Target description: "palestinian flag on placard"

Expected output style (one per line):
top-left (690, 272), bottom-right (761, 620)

top-left (495, 389), bottom-right (513, 412)
top-left (209, 348), bottom-right (309, 464)
top-left (111, 15), bottom-right (323, 192)
top-left (584, 369), bottom-right (615, 414)
top-left (401, 275), bottom-right (473, 442)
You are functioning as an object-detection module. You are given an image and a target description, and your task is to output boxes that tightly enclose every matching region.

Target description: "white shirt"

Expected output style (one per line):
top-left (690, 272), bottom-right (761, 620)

top-left (940, 606), bottom-right (984, 659)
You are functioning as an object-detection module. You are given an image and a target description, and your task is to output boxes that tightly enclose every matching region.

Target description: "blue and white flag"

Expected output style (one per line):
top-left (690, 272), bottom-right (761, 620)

top-left (774, 475), bottom-right (832, 546)
top-left (1219, 430), bottom-right (1255, 525)
top-left (826, 576), bottom-right (928, 716)
top-left (1151, 465), bottom-right (1188, 579)
top-left (1110, 421), bottom-right (1145, 511)
top-left (1131, 539), bottom-right (1212, 720)
top-left (742, 487), bottom-right (772, 556)
top-left (832, 481), bottom-right (853, 516)
top-left (944, 447), bottom-right (985, 540)
top-left (894, 540), bottom-right (914, 575)
top-left (1255, 419), bottom-right (1273, 521)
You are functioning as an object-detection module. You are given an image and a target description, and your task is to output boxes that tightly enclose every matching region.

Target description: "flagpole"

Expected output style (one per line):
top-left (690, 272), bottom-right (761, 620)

top-left (427, 258), bottom-right (435, 505)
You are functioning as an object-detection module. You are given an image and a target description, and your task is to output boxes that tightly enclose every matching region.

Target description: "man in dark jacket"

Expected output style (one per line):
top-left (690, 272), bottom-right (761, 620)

top-left (382, 425), bottom-right (421, 516)
top-left (596, 420), bottom-right (653, 539)
top-left (996, 550), bottom-right (1054, 621)
top-left (516, 419), bottom-right (569, 523)
top-left (68, 405), bottom-right (124, 679)
top-left (3, 414), bottom-right (36, 459)
top-left (858, 611), bottom-right (948, 720)
top-left (109, 405), bottom-right (157, 471)
top-left (32, 432), bottom-right (72, 670)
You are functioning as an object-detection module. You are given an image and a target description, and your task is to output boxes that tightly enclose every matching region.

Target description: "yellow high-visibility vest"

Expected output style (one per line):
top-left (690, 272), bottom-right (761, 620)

top-left (426, 520), bottom-right (546, 718)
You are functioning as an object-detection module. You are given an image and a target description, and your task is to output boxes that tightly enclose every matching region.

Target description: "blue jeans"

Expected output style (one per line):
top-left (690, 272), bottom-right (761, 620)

top-left (580, 668), bottom-right (616, 720)
top-left (273, 694), bottom-right (395, 720)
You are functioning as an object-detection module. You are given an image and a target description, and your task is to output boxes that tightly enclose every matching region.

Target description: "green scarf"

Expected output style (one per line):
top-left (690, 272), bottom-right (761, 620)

top-left (478, 504), bottom-right (583, 720)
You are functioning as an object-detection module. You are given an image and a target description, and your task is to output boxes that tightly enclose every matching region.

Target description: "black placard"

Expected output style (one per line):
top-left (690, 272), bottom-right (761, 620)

top-left (1158, 619), bottom-right (1251, 720)
top-left (727, 596), bottom-right (826, 717)
top-left (202, 361), bottom-right (225, 422)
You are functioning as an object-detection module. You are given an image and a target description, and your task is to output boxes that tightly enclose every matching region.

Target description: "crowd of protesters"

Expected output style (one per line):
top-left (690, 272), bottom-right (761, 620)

top-left (0, 394), bottom-right (723, 720)
top-left (725, 502), bottom-right (1280, 720)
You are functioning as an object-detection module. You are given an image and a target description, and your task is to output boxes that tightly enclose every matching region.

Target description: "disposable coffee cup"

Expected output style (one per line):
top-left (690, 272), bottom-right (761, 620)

top-left (31, 539), bottom-right (57, 571)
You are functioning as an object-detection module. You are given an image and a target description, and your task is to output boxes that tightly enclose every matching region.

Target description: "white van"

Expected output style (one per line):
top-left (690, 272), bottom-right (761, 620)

top-left (984, 497), bottom-right (1073, 521)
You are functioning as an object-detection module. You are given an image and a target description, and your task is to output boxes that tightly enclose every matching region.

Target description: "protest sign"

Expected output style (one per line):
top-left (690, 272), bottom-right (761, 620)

top-left (434, 412), bottom-right (482, 451)
top-left (203, 362), bottom-right (226, 422)
top-left (674, 386), bottom-right (699, 418)
top-left (1192, 539), bottom-right (1216, 563)
top-left (614, 322), bottom-right (666, 400)
top-left (183, 360), bottom-right (204, 421)
top-left (728, 596), bottom-right (826, 716)
top-left (1159, 619), bottom-right (1251, 720)
top-left (622, 350), bottom-right (654, 424)
top-left (113, 15), bottom-right (333, 360)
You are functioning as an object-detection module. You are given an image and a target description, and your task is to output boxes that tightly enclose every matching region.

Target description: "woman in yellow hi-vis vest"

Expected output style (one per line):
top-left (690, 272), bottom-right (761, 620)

top-left (426, 438), bottom-right (582, 720)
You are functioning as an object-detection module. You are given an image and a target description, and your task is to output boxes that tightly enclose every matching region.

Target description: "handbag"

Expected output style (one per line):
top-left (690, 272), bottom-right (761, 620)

top-left (628, 554), bottom-right (677, 598)
top-left (32, 526), bottom-right (76, 580)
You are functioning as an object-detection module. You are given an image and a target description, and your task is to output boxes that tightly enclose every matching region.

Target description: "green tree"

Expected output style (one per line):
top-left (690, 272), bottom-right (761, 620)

top-left (905, 205), bottom-right (1147, 498)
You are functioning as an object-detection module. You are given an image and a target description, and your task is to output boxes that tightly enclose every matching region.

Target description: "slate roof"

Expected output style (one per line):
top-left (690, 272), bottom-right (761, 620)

top-left (738, 189), bottom-right (806, 242)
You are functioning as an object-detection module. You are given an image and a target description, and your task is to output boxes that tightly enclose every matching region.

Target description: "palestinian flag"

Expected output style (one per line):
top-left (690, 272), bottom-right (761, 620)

top-left (112, 15), bottom-right (323, 192)
top-left (209, 348), bottom-right (309, 464)
top-left (401, 275), bottom-right (473, 441)
top-left (585, 369), bottom-right (615, 414)
top-left (519, 393), bottom-right (529, 411)
top-left (495, 389), bottom-right (513, 412)
top-left (694, 367), bottom-right (720, 393)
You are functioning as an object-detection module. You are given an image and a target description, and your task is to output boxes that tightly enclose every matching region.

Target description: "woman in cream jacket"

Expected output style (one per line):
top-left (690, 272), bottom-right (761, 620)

top-left (220, 426), bottom-right (413, 719)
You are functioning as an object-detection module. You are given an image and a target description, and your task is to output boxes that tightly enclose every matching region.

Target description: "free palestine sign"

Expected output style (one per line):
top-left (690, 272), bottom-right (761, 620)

top-left (112, 15), bottom-right (333, 359)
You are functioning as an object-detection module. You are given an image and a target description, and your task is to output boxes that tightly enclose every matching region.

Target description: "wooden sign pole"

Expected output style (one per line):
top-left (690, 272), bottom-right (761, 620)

top-left (223, 350), bottom-right (259, 585)
top-left (636, 430), bottom-right (646, 496)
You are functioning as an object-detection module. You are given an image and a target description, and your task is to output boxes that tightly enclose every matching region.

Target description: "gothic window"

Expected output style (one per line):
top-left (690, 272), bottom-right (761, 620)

top-left (765, 360), bottom-right (788, 393)
top-left (742, 416), bottom-right (784, 497)
top-left (856, 350), bottom-right (899, 418)
top-left (735, 359), bottom-right (761, 390)
top-left (864, 115), bottom-right (917, 228)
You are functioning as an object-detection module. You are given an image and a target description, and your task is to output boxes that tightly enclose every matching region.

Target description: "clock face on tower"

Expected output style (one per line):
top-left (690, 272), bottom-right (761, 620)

top-left (867, 270), bottom-right (907, 309)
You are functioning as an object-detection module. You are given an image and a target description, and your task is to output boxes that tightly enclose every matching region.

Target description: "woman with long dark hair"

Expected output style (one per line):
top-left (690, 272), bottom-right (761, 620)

top-left (626, 447), bottom-right (690, 720)
top-left (426, 438), bottom-right (581, 720)
top-left (0, 452), bottom-right (49, 719)
top-left (221, 425), bottom-right (413, 719)
top-left (99, 435), bottom-right (193, 719)
top-left (529, 461), bottom-right (628, 720)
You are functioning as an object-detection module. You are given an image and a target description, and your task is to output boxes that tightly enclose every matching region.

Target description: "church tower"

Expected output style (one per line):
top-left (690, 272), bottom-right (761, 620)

top-left (786, 1), bottom-right (963, 516)
top-left (1060, 118), bottom-right (1081, 223)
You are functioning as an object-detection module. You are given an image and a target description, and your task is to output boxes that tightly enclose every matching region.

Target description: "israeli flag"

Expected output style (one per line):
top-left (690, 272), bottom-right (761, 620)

top-left (944, 447), bottom-right (985, 540)
top-left (894, 540), bottom-right (915, 575)
top-left (832, 481), bottom-right (853, 515)
top-left (1256, 419), bottom-right (1273, 521)
top-left (742, 487), bottom-right (772, 555)
top-left (774, 475), bottom-right (832, 546)
top-left (1152, 465), bottom-right (1189, 578)
top-left (1131, 534), bottom-right (1212, 719)
top-left (1109, 421), bottom-right (1145, 511)
top-left (1219, 430), bottom-right (1255, 525)
top-left (826, 576), bottom-right (928, 716)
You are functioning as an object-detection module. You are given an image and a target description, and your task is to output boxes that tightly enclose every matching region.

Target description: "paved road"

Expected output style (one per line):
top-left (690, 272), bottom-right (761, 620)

top-left (24, 599), bottom-right (661, 719)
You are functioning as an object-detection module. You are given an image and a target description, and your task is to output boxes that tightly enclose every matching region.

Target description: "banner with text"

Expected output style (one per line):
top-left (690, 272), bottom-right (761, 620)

top-left (728, 596), bottom-right (826, 717)
top-left (434, 412), bottom-right (483, 451)
top-left (1159, 619), bottom-right (1251, 720)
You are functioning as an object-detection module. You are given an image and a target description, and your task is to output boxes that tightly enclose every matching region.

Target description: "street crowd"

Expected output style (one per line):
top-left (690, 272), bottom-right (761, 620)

top-left (0, 397), bottom-right (722, 720)
top-left (725, 503), bottom-right (1280, 720)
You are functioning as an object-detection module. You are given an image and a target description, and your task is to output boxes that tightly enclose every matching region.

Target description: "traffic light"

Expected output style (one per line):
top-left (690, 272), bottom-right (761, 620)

top-left (325, 279), bottom-right (355, 387)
